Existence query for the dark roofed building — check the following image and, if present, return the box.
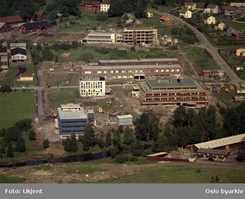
[197,148,231,159]
[34,10,45,21]
[18,21,52,33]
[0,22,11,33]
[11,47,27,62]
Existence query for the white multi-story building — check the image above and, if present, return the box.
[100,0,110,12]
[85,32,116,43]
[79,77,106,97]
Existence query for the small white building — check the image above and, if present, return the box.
[85,32,116,43]
[179,9,192,19]
[100,0,110,12]
[115,114,133,126]
[79,77,106,97]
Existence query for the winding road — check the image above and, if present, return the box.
[152,10,243,84]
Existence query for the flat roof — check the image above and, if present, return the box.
[61,103,81,109]
[88,32,115,36]
[82,64,182,70]
[58,106,86,120]
[197,148,229,155]
[194,133,245,149]
[124,27,156,30]
[98,58,179,64]
[80,78,102,81]
[116,114,133,119]
[139,78,204,91]
[88,110,94,113]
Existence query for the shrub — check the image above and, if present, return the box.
[43,139,50,148]
[132,149,143,156]
[115,154,128,163]
[142,149,153,157]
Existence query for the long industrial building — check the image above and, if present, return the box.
[81,58,183,80]
[138,78,208,106]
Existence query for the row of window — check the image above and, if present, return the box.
[84,69,181,74]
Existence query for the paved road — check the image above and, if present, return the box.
[152,10,243,84]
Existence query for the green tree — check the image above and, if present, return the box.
[223,108,240,136]
[43,139,50,148]
[105,131,112,147]
[28,130,36,140]
[7,143,14,157]
[123,126,134,145]
[70,133,78,152]
[15,137,26,152]
[135,110,160,141]
[83,124,95,151]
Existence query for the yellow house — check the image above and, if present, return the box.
[19,73,34,81]
[236,47,245,56]
[146,9,153,18]
[204,15,216,25]
[184,2,197,10]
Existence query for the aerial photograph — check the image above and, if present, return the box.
[0,0,245,184]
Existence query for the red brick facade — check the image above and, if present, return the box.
[81,1,100,11]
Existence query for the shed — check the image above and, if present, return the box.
[114,114,133,126]
[87,109,94,120]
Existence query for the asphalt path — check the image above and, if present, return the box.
[152,10,243,84]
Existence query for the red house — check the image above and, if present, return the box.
[232,30,244,40]
[81,1,100,11]
[18,21,52,33]
[0,22,11,33]
[0,15,24,28]
[34,10,45,21]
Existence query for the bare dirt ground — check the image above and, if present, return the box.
[1,159,244,183]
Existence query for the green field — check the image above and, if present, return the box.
[0,90,36,129]
[0,175,26,183]
[5,67,19,79]
[181,47,220,74]
[48,89,80,108]
[212,91,241,108]
[98,165,245,183]
[65,164,107,174]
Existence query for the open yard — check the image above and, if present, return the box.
[181,47,220,74]
[0,90,36,129]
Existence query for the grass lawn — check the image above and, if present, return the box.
[48,89,80,108]
[65,164,107,174]
[154,5,178,13]
[212,90,241,108]
[98,165,245,183]
[5,67,19,79]
[58,11,119,33]
[0,90,36,129]
[181,47,220,74]
[217,19,245,31]
[0,175,26,183]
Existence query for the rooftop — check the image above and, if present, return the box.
[197,148,229,155]
[82,64,182,70]
[116,114,133,119]
[21,21,51,30]
[194,133,245,149]
[58,104,86,120]
[124,27,157,31]
[11,47,27,56]
[20,73,34,78]
[98,58,179,64]
[139,78,204,92]
[0,15,23,24]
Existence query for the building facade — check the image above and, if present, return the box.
[115,114,133,126]
[18,21,52,33]
[85,32,116,43]
[57,103,88,139]
[0,40,8,70]
[81,1,100,11]
[79,77,106,97]
[81,58,183,80]
[100,0,110,12]
[122,27,158,45]
[138,78,208,106]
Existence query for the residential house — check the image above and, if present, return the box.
[18,21,52,33]
[236,47,245,56]
[235,66,244,71]
[223,26,233,36]
[0,22,11,33]
[204,4,219,14]
[0,40,8,70]
[160,15,174,24]
[81,1,100,11]
[224,6,238,17]
[237,5,245,15]
[146,9,153,18]
[179,9,192,18]
[34,10,45,21]
[11,47,27,62]
[19,73,34,81]
[231,30,244,40]
[203,15,216,25]
[230,2,245,7]
[0,15,23,28]
[100,0,110,12]
[184,2,197,10]
[237,88,245,94]
[215,21,225,31]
